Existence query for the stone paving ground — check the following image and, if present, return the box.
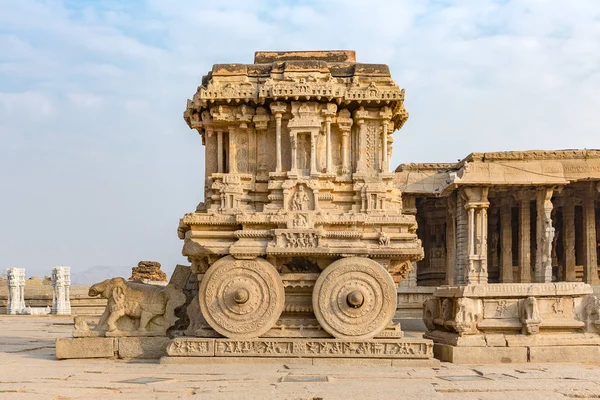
[2,316,600,399]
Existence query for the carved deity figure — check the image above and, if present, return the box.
[297,134,310,171]
[293,213,308,228]
[291,185,309,211]
[543,217,555,264]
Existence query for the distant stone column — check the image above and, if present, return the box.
[500,200,513,283]
[336,109,353,174]
[381,121,388,173]
[270,102,287,173]
[562,200,577,282]
[353,107,368,173]
[535,187,554,283]
[52,266,71,315]
[445,194,457,286]
[7,268,26,315]
[322,103,336,174]
[379,107,391,173]
[462,187,490,285]
[582,184,599,284]
[517,194,532,283]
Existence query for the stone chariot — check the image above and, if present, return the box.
[177,50,425,347]
[57,51,434,363]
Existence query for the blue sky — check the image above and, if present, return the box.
[1,0,599,282]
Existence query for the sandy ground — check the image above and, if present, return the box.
[1,316,600,399]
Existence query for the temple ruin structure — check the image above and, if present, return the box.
[56,50,600,363]
[398,152,600,362]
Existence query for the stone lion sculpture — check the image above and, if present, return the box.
[84,277,185,336]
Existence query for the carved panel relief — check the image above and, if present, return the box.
[290,184,313,211]
[365,121,377,171]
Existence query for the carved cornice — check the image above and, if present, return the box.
[184,51,409,133]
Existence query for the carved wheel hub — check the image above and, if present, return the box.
[347,290,365,308]
[312,257,397,340]
[199,256,285,339]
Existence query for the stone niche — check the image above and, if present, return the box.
[424,283,600,363]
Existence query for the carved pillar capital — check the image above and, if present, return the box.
[269,101,287,115]
[461,186,490,209]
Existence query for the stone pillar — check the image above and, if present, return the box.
[19,269,25,313]
[356,119,365,172]
[6,268,26,315]
[227,126,237,174]
[582,184,599,284]
[52,266,71,315]
[379,107,391,173]
[253,108,269,174]
[336,109,353,174]
[270,102,286,173]
[216,129,223,173]
[488,206,500,279]
[518,194,532,283]
[535,187,554,283]
[562,200,577,282]
[310,131,318,177]
[325,119,332,173]
[381,120,389,173]
[322,103,336,174]
[445,194,457,286]
[462,187,490,285]
[341,131,349,174]
[455,194,467,285]
[500,200,513,283]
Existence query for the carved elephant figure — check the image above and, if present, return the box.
[89,277,182,334]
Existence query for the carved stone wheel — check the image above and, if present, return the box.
[312,257,397,340]
[199,256,285,340]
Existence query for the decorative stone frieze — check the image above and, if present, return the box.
[166,337,433,359]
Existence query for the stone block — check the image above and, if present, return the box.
[160,356,313,365]
[392,358,441,367]
[484,334,508,347]
[433,344,528,364]
[312,358,392,367]
[529,346,600,363]
[506,333,600,347]
[56,338,115,359]
[118,337,171,359]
